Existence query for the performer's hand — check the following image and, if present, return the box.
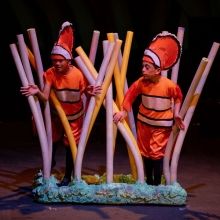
[20,84,40,97]
[174,115,185,130]
[113,110,127,124]
[87,85,102,96]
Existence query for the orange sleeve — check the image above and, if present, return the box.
[122,79,141,112]
[43,68,54,86]
[79,71,88,94]
[172,85,183,104]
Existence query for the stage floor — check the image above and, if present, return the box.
[0,120,220,220]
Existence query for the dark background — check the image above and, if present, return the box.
[1,0,220,137]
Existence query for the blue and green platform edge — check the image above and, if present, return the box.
[32,170,187,205]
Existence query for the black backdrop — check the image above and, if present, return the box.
[1,0,220,135]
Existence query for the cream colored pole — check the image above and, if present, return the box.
[17,35,36,86]
[106,83,114,183]
[10,44,50,179]
[27,29,44,88]
[110,32,137,175]
[170,42,219,184]
[74,45,145,182]
[81,30,100,110]
[171,27,185,83]
[163,58,208,184]
[110,34,121,173]
[87,41,121,148]
[114,33,122,64]
[89,30,100,64]
[75,42,115,180]
[17,34,50,173]
[17,35,45,133]
[180,58,208,117]
[161,31,169,77]
[113,106,144,183]
[103,40,114,183]
[27,28,53,171]
[75,55,145,182]
[76,43,117,181]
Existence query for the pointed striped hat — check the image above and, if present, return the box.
[51,21,74,60]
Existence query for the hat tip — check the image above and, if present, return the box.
[62,21,72,29]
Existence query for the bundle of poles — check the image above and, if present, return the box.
[10,26,219,186]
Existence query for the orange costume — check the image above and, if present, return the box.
[118,31,183,185]
[21,21,92,186]
[44,65,88,145]
[48,21,87,186]
[122,75,183,160]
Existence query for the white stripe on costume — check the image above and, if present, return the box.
[137,113,173,127]
[142,95,171,111]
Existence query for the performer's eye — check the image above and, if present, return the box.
[51,59,66,63]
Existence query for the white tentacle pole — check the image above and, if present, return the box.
[16,34,45,141]
[10,43,50,179]
[74,43,145,183]
[75,42,115,180]
[27,28,53,172]
[89,30,100,64]
[171,27,185,83]
[163,57,208,185]
[170,42,219,184]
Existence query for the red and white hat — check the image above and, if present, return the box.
[143,31,181,70]
[51,21,74,60]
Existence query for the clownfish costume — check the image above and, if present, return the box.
[120,31,183,185]
[44,21,88,145]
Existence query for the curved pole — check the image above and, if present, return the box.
[75,42,115,180]
[75,54,115,182]
[50,91,77,161]
[17,35,45,144]
[27,28,53,172]
[74,45,145,182]
[10,44,50,179]
[163,57,208,185]
[76,56,145,182]
[107,33,137,177]
[113,104,145,183]
[170,42,219,184]
[170,95,199,183]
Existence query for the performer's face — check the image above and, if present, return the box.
[142,61,161,81]
[51,55,71,74]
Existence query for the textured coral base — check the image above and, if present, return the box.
[32,173,187,205]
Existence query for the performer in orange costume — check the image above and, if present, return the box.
[21,21,101,186]
[114,32,185,185]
